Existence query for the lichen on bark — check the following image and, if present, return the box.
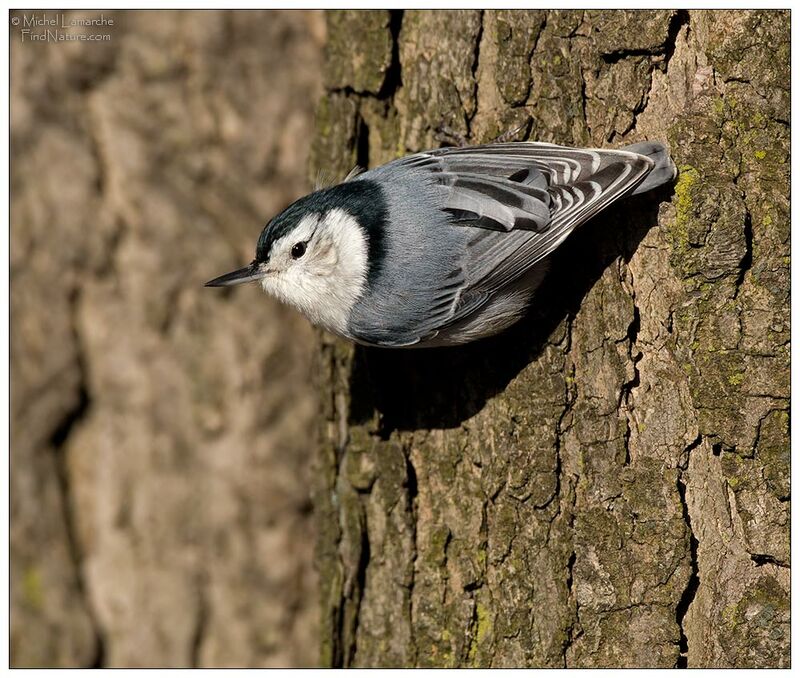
[310,9,789,668]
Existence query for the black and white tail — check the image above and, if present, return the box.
[623,141,677,196]
[389,139,678,275]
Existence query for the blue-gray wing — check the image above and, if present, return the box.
[397,142,656,342]
[402,141,654,234]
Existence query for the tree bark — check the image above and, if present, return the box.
[11,10,324,667]
[310,10,789,668]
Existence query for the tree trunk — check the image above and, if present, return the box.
[310,10,789,668]
[11,10,324,667]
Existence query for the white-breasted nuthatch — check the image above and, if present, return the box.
[206,141,676,347]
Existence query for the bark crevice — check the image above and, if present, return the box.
[674,472,700,669]
[49,289,105,668]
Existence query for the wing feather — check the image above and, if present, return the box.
[394,142,654,336]
[367,142,658,344]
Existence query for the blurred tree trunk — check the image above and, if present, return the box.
[11,10,324,667]
[310,10,789,668]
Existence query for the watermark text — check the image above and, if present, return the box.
[11,12,115,43]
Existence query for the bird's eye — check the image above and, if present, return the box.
[291,242,307,259]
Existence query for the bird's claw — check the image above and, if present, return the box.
[434,117,532,148]
[434,123,471,148]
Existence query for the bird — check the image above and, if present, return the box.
[206,140,676,348]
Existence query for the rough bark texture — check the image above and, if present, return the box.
[311,10,789,668]
[11,10,325,667]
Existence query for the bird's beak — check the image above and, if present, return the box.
[205,262,265,287]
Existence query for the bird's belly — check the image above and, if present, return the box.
[428,290,532,346]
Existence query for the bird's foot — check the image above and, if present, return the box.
[489,118,531,144]
[434,117,532,148]
[433,123,471,148]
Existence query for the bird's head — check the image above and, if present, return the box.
[206,181,387,336]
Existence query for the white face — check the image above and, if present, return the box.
[257,208,369,336]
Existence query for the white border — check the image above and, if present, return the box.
[3,2,796,674]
